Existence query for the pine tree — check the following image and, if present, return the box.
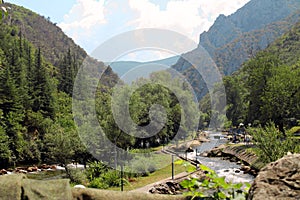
[32,48,54,118]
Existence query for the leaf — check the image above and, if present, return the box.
[180,179,197,189]
[233,182,243,189]
[201,179,209,187]
[245,182,251,188]
[217,191,227,199]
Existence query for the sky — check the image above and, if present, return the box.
[5,0,250,61]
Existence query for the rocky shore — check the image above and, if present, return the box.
[0,164,60,176]
[201,144,265,176]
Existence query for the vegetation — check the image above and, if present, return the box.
[200,20,300,132]
[181,164,250,200]
[248,123,300,164]
[0,8,198,178]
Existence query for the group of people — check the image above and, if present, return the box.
[227,125,252,144]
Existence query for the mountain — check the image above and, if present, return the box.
[171,0,300,100]
[108,56,179,82]
[221,19,300,128]
[3,3,119,87]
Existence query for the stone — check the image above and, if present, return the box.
[27,166,38,172]
[241,165,251,173]
[50,165,57,170]
[247,154,300,200]
[0,169,8,175]
[74,185,86,189]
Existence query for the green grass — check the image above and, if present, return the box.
[26,170,66,180]
[108,160,191,191]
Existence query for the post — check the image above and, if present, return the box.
[172,155,174,180]
[121,164,124,191]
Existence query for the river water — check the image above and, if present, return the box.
[193,131,254,183]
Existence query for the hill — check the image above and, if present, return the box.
[171,0,300,100]
[3,3,119,87]
[109,56,179,83]
[199,19,300,129]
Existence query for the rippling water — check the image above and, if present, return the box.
[194,131,254,183]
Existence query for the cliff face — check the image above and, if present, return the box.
[172,0,300,100]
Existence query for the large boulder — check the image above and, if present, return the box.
[0,175,187,200]
[247,154,300,200]
[0,174,72,200]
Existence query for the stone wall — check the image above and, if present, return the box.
[247,154,300,200]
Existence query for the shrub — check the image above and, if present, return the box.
[248,123,300,164]
[85,161,109,181]
[68,169,88,185]
[102,170,121,187]
[89,177,109,189]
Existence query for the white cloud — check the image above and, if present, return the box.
[128,0,250,43]
[59,0,250,59]
[59,0,106,38]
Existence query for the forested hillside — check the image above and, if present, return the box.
[0,4,198,169]
[0,3,121,168]
[199,20,300,132]
[172,0,300,100]
[3,3,119,87]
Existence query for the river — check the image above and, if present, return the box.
[193,131,254,183]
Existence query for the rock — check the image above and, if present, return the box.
[50,165,57,170]
[16,169,27,174]
[40,164,50,169]
[247,154,300,200]
[200,151,209,157]
[241,165,251,173]
[27,166,38,172]
[0,169,8,175]
[74,185,85,189]
[224,169,230,172]
[149,181,182,195]
[234,170,240,173]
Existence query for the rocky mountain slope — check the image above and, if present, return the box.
[172,0,300,100]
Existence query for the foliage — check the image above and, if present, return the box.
[181,164,250,200]
[199,20,300,131]
[85,161,109,181]
[0,123,11,168]
[247,123,300,164]
[67,169,88,185]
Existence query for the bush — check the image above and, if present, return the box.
[248,123,300,164]
[102,170,121,187]
[89,177,109,189]
[68,169,88,185]
[85,161,109,181]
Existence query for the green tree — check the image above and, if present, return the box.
[0,109,11,168]
[32,48,55,118]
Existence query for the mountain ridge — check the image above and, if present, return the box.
[3,3,119,87]
[172,0,300,100]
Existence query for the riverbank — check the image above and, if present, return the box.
[204,143,265,175]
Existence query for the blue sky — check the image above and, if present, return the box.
[5,0,250,61]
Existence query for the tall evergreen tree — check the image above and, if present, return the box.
[32,48,54,118]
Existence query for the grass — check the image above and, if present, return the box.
[26,170,66,180]
[108,159,192,191]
